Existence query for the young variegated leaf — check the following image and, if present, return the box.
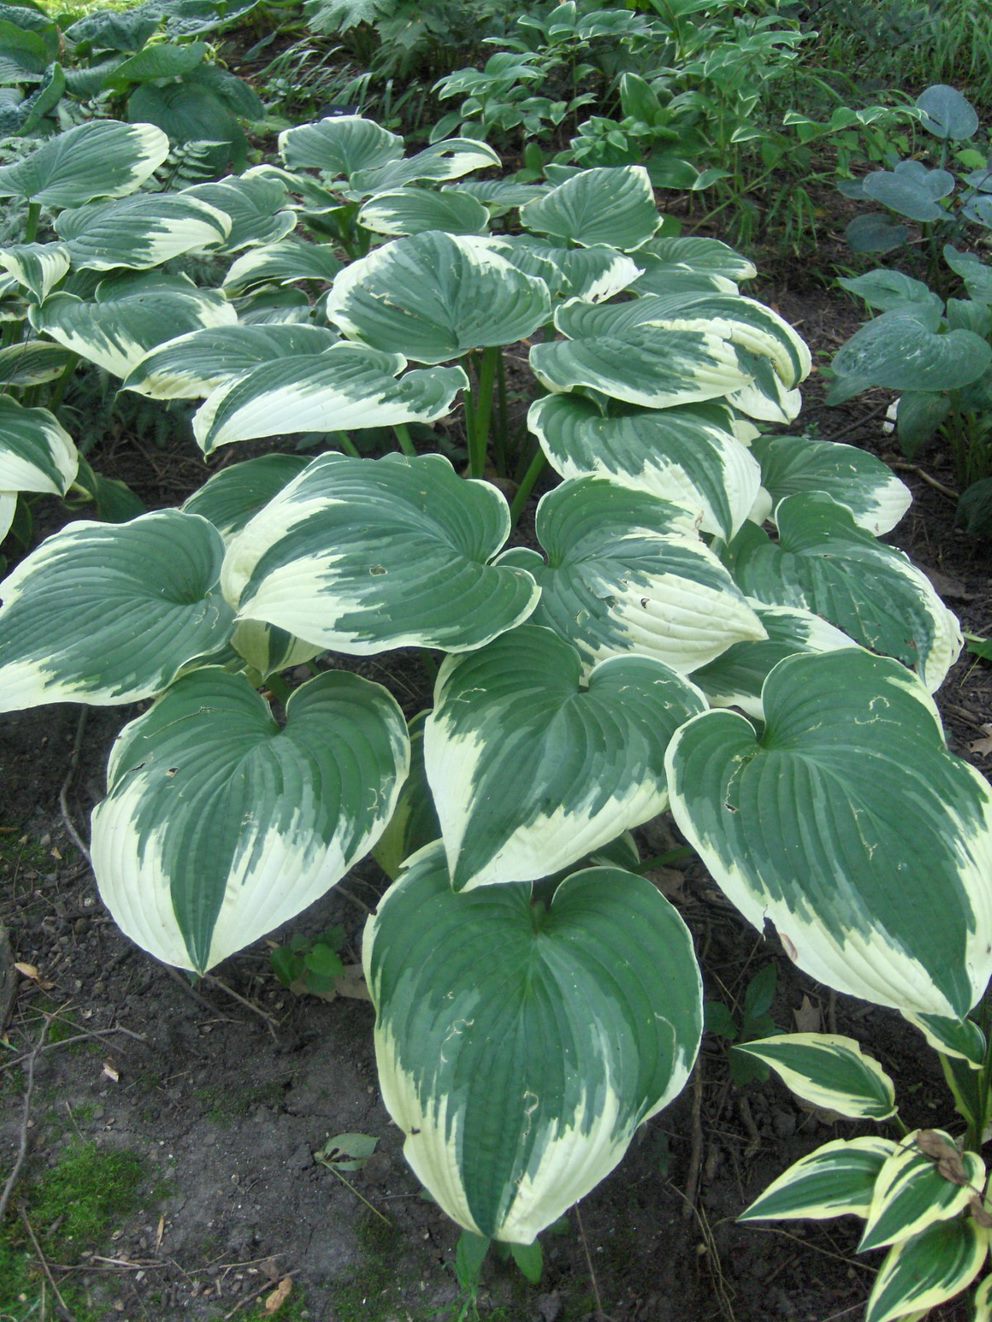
[510,240,642,303]
[667,651,992,1017]
[124,324,338,400]
[279,115,404,179]
[859,1132,984,1252]
[751,433,912,536]
[357,187,490,237]
[528,394,760,541]
[182,453,311,539]
[740,1136,900,1222]
[31,272,237,378]
[325,231,552,365]
[519,165,659,251]
[734,1033,897,1119]
[0,341,74,387]
[426,624,706,890]
[372,711,439,881]
[0,120,169,207]
[633,235,757,284]
[865,1218,988,1322]
[182,175,297,252]
[498,477,765,673]
[363,843,702,1241]
[193,345,467,453]
[221,236,342,294]
[228,618,320,678]
[0,243,70,302]
[902,1012,986,1068]
[975,1273,992,1321]
[0,511,234,711]
[690,604,860,718]
[347,139,501,196]
[91,668,409,973]
[222,452,538,655]
[0,395,77,497]
[55,192,231,270]
[722,493,962,691]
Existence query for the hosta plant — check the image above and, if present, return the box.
[2,121,992,1251]
[737,1018,992,1321]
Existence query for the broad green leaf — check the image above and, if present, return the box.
[426,624,705,890]
[0,491,15,541]
[860,1132,984,1252]
[182,454,311,539]
[182,175,297,253]
[917,84,979,140]
[0,242,70,302]
[896,391,951,458]
[126,81,244,168]
[55,192,231,271]
[902,1012,986,1067]
[528,393,760,540]
[364,844,702,1241]
[325,232,552,365]
[943,247,992,305]
[666,650,992,1017]
[839,269,942,316]
[501,238,641,303]
[740,1137,899,1222]
[192,343,467,453]
[234,286,311,325]
[357,187,490,237]
[865,1219,988,1322]
[31,271,237,378]
[722,493,961,691]
[633,235,756,284]
[372,711,438,881]
[0,340,74,387]
[107,40,206,84]
[0,120,169,207]
[499,477,765,673]
[222,452,539,655]
[124,324,338,399]
[845,213,911,254]
[0,511,234,711]
[91,667,409,973]
[0,394,76,496]
[520,165,659,251]
[828,311,992,405]
[347,139,501,196]
[751,433,912,535]
[222,236,342,294]
[863,160,956,222]
[690,603,858,718]
[279,115,404,178]
[734,1033,897,1119]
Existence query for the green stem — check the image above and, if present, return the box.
[468,347,499,478]
[393,423,416,457]
[634,847,695,874]
[509,448,547,526]
[461,358,478,476]
[24,202,41,246]
[264,672,292,703]
[46,352,79,415]
[493,351,509,475]
[335,430,361,458]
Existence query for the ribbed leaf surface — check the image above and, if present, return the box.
[865,1219,988,1322]
[0,394,77,496]
[860,1132,983,1252]
[183,175,297,252]
[0,120,168,206]
[519,165,659,250]
[55,192,231,270]
[740,1137,898,1222]
[734,1033,897,1119]
[357,187,490,237]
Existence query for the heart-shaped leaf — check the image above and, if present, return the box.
[222,452,539,655]
[520,164,659,250]
[357,187,490,237]
[279,115,404,179]
[917,84,979,141]
[55,192,231,270]
[364,843,702,1241]
[426,624,705,890]
[667,649,992,1017]
[222,235,342,294]
[829,310,992,405]
[863,160,956,222]
[0,394,77,497]
[0,243,70,302]
[182,453,311,538]
[92,667,409,972]
[0,120,169,207]
[0,510,234,711]
[182,175,297,252]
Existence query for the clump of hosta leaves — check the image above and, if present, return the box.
[1,115,991,1254]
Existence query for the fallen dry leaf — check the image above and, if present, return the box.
[264,1277,293,1314]
[14,962,54,990]
[102,1060,120,1083]
[793,994,822,1034]
[969,724,992,757]
[155,1215,165,1250]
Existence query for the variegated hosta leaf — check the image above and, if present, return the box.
[0,120,169,208]
[631,235,757,295]
[31,272,237,379]
[357,187,490,237]
[0,511,234,711]
[364,843,702,1241]
[278,115,404,179]
[0,340,75,387]
[690,603,859,718]
[192,344,468,454]
[242,163,343,217]
[902,1012,986,1067]
[222,452,539,655]
[734,1033,897,1119]
[722,492,962,691]
[182,175,297,252]
[859,1131,984,1252]
[740,1137,900,1223]
[124,324,338,400]
[666,650,992,1017]
[372,711,439,881]
[0,493,16,542]
[519,164,659,251]
[448,179,549,212]
[222,236,342,295]
[347,139,501,196]
[502,238,642,303]
[55,193,231,271]
[865,1218,988,1322]
[531,291,809,417]
[751,433,912,536]
[0,242,70,301]
[498,477,765,673]
[325,231,552,365]
[91,667,409,973]
[976,1273,992,1321]
[528,393,760,540]
[0,394,77,497]
[425,624,706,891]
[182,453,311,539]
[229,618,321,677]
[234,287,312,325]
